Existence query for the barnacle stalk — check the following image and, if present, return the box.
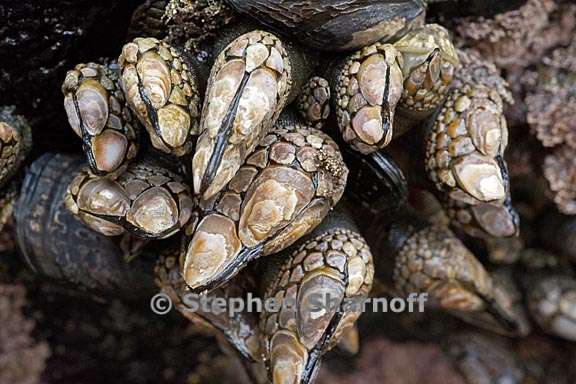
[370,210,524,334]
[192,30,312,200]
[15,153,156,298]
[393,24,458,127]
[527,275,576,341]
[181,118,348,293]
[155,246,262,362]
[65,158,194,238]
[0,106,32,188]
[119,37,201,156]
[62,62,140,175]
[225,0,426,51]
[296,77,331,130]
[260,211,374,384]
[332,43,404,154]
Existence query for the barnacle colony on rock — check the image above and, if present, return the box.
[8,0,576,382]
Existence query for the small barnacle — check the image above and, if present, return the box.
[331,43,404,154]
[393,24,459,125]
[181,116,348,293]
[543,145,576,215]
[62,62,140,175]
[66,158,194,238]
[0,107,32,188]
[527,275,576,342]
[119,37,201,156]
[260,211,373,384]
[296,77,331,130]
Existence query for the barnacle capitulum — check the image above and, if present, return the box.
[527,275,576,342]
[372,211,524,334]
[260,212,374,384]
[226,0,426,51]
[296,77,331,130]
[393,24,459,123]
[14,153,156,298]
[192,30,311,200]
[62,62,140,175]
[182,119,348,292]
[65,159,194,238]
[425,81,518,238]
[0,107,32,188]
[155,246,262,362]
[332,43,404,154]
[119,37,200,156]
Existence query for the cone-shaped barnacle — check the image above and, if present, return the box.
[65,158,194,238]
[424,80,518,239]
[192,30,313,200]
[14,153,156,298]
[119,37,200,156]
[393,24,459,133]
[155,245,262,362]
[259,211,374,384]
[331,43,404,154]
[296,77,331,130]
[527,275,576,342]
[226,0,426,51]
[371,209,524,334]
[62,62,140,175]
[181,118,348,293]
[0,107,32,188]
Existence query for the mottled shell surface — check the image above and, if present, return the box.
[62,62,140,175]
[297,76,331,130]
[119,37,201,156]
[394,24,458,118]
[333,43,404,154]
[226,0,426,51]
[181,121,349,292]
[192,30,294,200]
[14,153,156,298]
[425,81,518,238]
[260,217,374,384]
[0,107,32,188]
[66,159,194,239]
[155,247,262,361]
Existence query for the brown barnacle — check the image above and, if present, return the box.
[425,81,519,238]
[181,119,348,293]
[192,30,313,200]
[527,275,576,342]
[118,37,201,157]
[65,158,194,239]
[0,107,32,189]
[127,0,168,39]
[372,210,524,334]
[331,43,404,154]
[155,246,262,362]
[296,77,331,130]
[259,211,374,384]
[443,332,525,384]
[393,24,459,122]
[62,62,140,175]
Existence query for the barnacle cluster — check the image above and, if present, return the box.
[3,0,576,383]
